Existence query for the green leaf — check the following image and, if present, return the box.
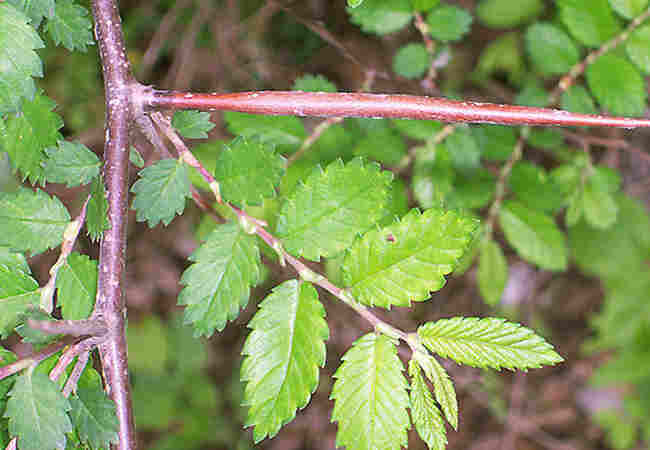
[411,0,440,11]
[561,84,598,115]
[16,309,59,345]
[408,360,447,450]
[179,222,261,337]
[515,77,549,107]
[474,32,526,86]
[127,316,169,373]
[414,351,457,429]
[558,0,622,47]
[392,119,443,140]
[586,53,647,117]
[277,158,392,261]
[353,126,407,166]
[331,333,410,450]
[2,92,63,185]
[57,252,97,320]
[393,43,430,79]
[472,125,516,161]
[223,112,306,154]
[418,317,564,370]
[477,239,508,307]
[214,138,285,207]
[626,24,650,73]
[171,110,215,139]
[131,158,192,227]
[525,23,580,76]
[0,247,30,274]
[476,0,544,28]
[347,0,413,35]
[45,0,93,51]
[129,146,145,168]
[0,3,44,114]
[6,0,54,27]
[348,0,363,7]
[43,140,101,187]
[0,265,40,338]
[609,0,649,19]
[445,126,481,170]
[241,280,328,442]
[0,188,71,255]
[4,370,73,450]
[69,387,119,449]
[343,208,479,308]
[498,201,567,271]
[426,4,472,42]
[292,74,337,92]
[582,167,621,229]
[86,175,110,242]
[509,161,564,213]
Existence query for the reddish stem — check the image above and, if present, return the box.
[144,90,650,128]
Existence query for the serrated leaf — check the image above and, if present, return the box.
[223,111,306,154]
[609,0,648,19]
[476,0,544,28]
[0,188,70,255]
[86,175,109,242]
[0,3,44,115]
[0,265,39,338]
[343,208,479,309]
[178,222,261,337]
[292,74,337,93]
[241,281,328,442]
[626,24,650,74]
[331,333,410,450]
[2,92,63,185]
[408,360,447,450]
[214,138,285,207]
[426,4,472,42]
[131,158,191,227]
[277,158,392,261]
[498,201,567,271]
[418,317,564,370]
[347,0,413,35]
[171,110,215,139]
[45,0,93,51]
[393,43,430,79]
[414,351,457,429]
[477,239,508,306]
[525,23,580,76]
[69,387,118,449]
[43,140,100,187]
[6,0,54,27]
[57,252,97,320]
[4,370,73,450]
[558,0,622,47]
[586,53,647,117]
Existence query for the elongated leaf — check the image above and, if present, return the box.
[178,222,261,337]
[57,252,97,320]
[414,352,457,430]
[44,140,100,187]
[277,158,392,261]
[331,333,410,450]
[0,265,40,338]
[609,0,648,19]
[6,0,54,27]
[2,92,63,185]
[409,360,447,450]
[86,175,109,242]
[525,23,580,76]
[131,158,191,227]
[4,370,72,450]
[171,110,215,139]
[0,3,45,114]
[45,0,93,51]
[476,0,544,28]
[241,281,328,442]
[558,0,621,47]
[498,200,567,271]
[477,239,508,306]
[418,317,564,370]
[69,387,118,449]
[214,137,285,207]
[343,208,479,309]
[0,188,71,255]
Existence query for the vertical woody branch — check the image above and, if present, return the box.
[90,0,136,448]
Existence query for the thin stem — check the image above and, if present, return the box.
[27,318,108,337]
[142,90,650,128]
[91,0,137,447]
[62,350,91,397]
[0,336,82,381]
[413,12,438,91]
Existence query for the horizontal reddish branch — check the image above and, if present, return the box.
[145,90,650,128]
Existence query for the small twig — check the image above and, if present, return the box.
[397,123,457,174]
[62,350,91,397]
[563,129,650,163]
[27,318,108,337]
[49,337,102,382]
[549,7,650,104]
[413,12,438,91]
[40,196,90,313]
[0,336,82,381]
[286,117,344,166]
